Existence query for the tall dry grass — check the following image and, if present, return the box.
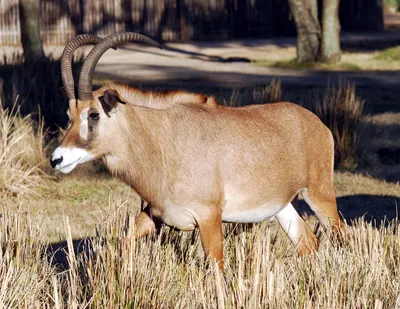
[0,211,56,309]
[306,80,365,170]
[0,205,399,309]
[0,103,50,196]
[225,79,282,107]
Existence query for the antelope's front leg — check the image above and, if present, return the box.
[197,209,224,271]
[135,211,156,239]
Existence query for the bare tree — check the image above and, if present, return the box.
[19,0,45,61]
[288,0,320,62]
[289,0,340,63]
[320,0,340,62]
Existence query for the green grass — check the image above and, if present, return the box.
[253,49,400,72]
[255,58,361,71]
[375,46,400,61]
[384,0,400,11]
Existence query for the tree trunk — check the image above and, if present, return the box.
[288,0,320,63]
[319,0,340,62]
[19,0,45,61]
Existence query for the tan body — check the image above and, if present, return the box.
[51,33,344,271]
[103,85,326,229]
[55,83,343,269]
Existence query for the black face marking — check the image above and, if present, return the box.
[85,109,99,146]
[98,89,126,117]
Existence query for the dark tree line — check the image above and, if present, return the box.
[18,0,383,64]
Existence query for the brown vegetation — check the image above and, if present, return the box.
[0,205,399,308]
[0,104,51,196]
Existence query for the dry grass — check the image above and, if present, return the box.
[0,104,51,196]
[306,81,365,170]
[1,201,400,309]
[0,211,56,309]
[224,79,282,107]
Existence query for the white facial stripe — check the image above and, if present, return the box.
[51,146,95,174]
[275,203,303,244]
[79,108,89,140]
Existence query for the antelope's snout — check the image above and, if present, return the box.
[50,146,94,174]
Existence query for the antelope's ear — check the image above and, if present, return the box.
[98,89,126,117]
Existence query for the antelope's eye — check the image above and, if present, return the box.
[88,112,99,120]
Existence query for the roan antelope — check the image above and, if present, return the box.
[51,32,345,270]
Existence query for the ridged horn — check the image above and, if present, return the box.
[78,32,162,101]
[61,34,104,101]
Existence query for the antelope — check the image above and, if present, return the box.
[51,32,345,270]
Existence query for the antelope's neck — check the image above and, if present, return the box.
[104,106,169,203]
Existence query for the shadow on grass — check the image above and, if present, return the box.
[119,44,252,63]
[46,194,400,270]
[46,238,94,271]
[357,116,400,183]
[298,194,400,226]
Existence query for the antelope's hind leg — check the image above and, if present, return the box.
[302,184,345,241]
[275,203,319,256]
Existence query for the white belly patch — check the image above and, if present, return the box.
[222,188,284,223]
[222,205,283,223]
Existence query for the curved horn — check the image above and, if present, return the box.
[78,32,162,101]
[61,34,104,101]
